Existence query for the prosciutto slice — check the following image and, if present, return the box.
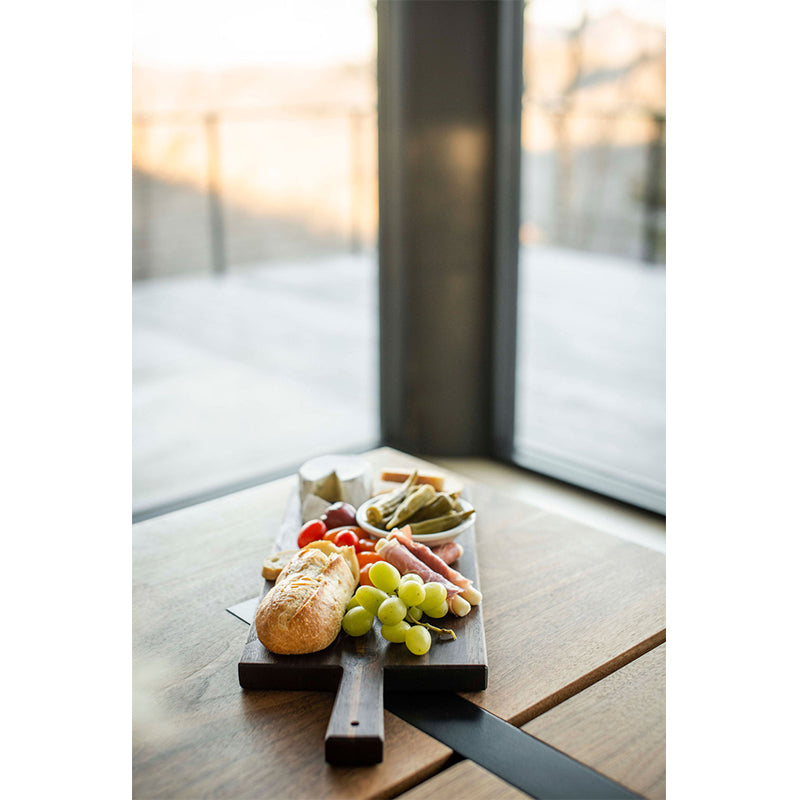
[378,538,462,597]
[391,529,472,590]
[430,541,463,565]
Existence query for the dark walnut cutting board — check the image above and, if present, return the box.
[238,487,488,766]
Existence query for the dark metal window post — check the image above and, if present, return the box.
[378,0,524,458]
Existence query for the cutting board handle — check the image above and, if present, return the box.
[325,649,384,765]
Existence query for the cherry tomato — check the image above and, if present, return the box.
[324,526,359,543]
[334,530,359,549]
[297,519,326,548]
[357,551,383,569]
[359,563,375,587]
[357,538,376,552]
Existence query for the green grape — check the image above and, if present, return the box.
[405,625,432,655]
[407,605,423,622]
[380,621,410,643]
[397,580,425,607]
[419,582,447,611]
[342,606,374,636]
[369,561,402,594]
[346,596,360,611]
[400,573,424,585]
[425,599,449,619]
[377,596,407,625]
[355,585,388,615]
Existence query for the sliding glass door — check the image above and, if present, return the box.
[133,0,666,518]
[132,1,380,518]
[512,0,666,512]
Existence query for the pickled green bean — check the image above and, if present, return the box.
[404,493,453,524]
[366,470,418,526]
[385,484,436,530]
[406,508,475,536]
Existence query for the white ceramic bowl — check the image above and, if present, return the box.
[355,495,475,545]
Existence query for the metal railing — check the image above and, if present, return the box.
[132,106,376,278]
[520,98,666,264]
[132,103,665,279]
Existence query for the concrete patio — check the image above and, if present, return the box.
[133,245,665,516]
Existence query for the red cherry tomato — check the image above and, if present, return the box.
[357,538,376,552]
[334,530,359,549]
[357,551,383,569]
[323,526,359,543]
[359,563,375,587]
[297,520,326,548]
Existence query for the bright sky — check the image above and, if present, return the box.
[132,0,376,69]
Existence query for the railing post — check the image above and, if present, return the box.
[349,110,363,253]
[204,113,226,274]
[132,117,152,281]
[644,112,665,264]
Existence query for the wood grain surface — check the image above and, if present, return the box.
[395,644,666,800]
[462,476,665,725]
[397,760,530,800]
[132,472,452,799]
[523,643,666,800]
[133,447,665,798]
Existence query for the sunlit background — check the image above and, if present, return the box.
[132,0,665,515]
[515,0,665,506]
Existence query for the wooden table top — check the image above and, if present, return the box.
[397,644,666,800]
[133,447,665,798]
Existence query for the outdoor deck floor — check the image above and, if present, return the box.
[133,246,665,515]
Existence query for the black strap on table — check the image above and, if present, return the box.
[228,606,642,798]
[384,692,644,800]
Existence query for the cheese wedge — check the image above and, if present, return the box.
[379,468,447,492]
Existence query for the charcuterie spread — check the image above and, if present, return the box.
[253,468,481,657]
[238,459,488,765]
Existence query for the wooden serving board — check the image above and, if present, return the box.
[238,488,488,766]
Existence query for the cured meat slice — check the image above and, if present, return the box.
[392,529,472,590]
[430,541,463,565]
[377,538,462,597]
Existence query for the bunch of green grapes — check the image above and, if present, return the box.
[341,561,451,655]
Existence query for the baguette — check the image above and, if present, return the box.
[255,547,357,655]
[261,549,299,581]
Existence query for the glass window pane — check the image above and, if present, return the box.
[132,1,378,515]
[514,0,666,511]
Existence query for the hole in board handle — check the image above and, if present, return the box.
[351,720,359,726]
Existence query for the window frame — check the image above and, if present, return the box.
[377,0,665,517]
